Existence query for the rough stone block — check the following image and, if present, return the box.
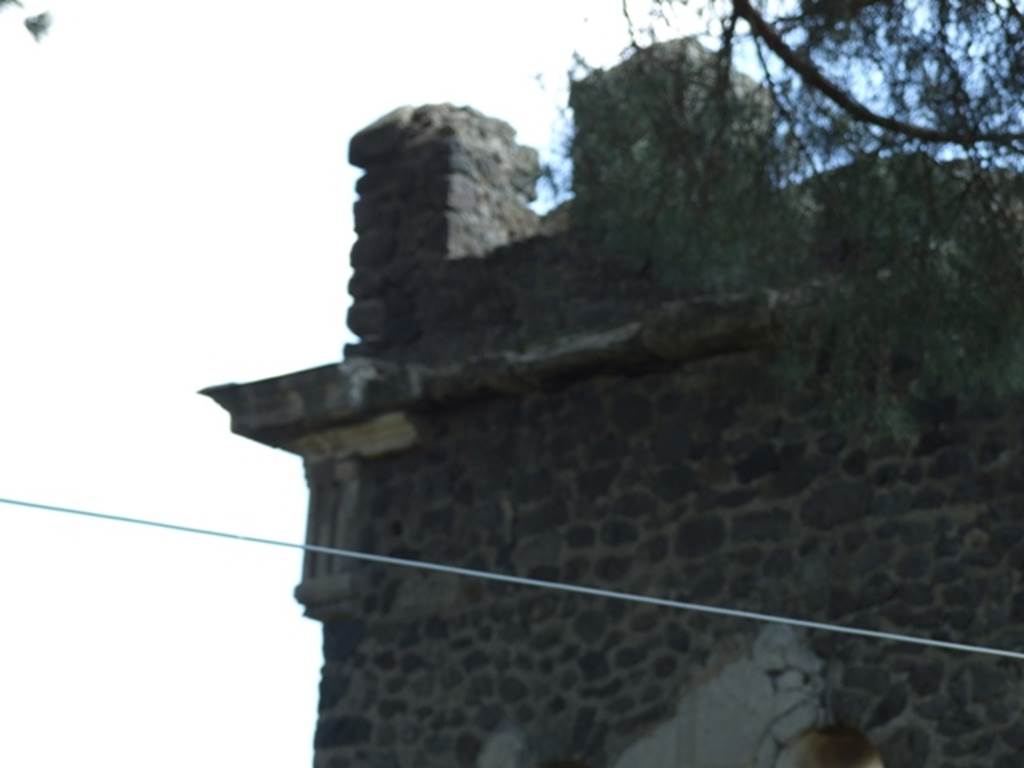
[349,106,417,168]
[347,298,388,338]
[350,228,395,268]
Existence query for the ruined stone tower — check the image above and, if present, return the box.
[204,49,1024,768]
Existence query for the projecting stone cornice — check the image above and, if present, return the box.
[201,288,796,456]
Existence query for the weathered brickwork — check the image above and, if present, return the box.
[204,44,1024,768]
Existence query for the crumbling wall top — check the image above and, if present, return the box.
[344,104,546,359]
[342,42,789,367]
[349,104,538,203]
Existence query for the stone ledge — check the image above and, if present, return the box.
[295,569,466,621]
[289,412,419,460]
[295,565,666,622]
[202,288,796,454]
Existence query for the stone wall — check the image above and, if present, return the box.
[341,98,735,368]
[208,338,1024,768]
[204,43,1024,768]
[326,359,1024,768]
[345,104,544,361]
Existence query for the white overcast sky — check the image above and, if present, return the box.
[0,2,700,765]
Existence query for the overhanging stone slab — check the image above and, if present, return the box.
[201,288,791,454]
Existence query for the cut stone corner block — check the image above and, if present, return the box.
[612,625,827,768]
[287,411,419,460]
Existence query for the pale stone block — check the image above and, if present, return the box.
[478,727,528,768]
[614,625,826,768]
[289,411,418,459]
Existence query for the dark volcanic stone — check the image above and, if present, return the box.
[872,490,911,517]
[906,661,943,697]
[643,535,669,563]
[734,444,781,484]
[467,675,493,700]
[615,646,648,668]
[979,439,1008,466]
[350,228,395,268]
[880,726,930,768]
[732,507,792,541]
[897,550,930,580]
[915,429,954,456]
[610,490,658,518]
[1000,722,1024,749]
[601,518,640,546]
[676,515,725,557]
[843,666,891,695]
[401,653,428,674]
[573,609,609,644]
[347,299,388,337]
[866,686,907,729]
[586,432,625,464]
[527,565,559,581]
[348,270,383,300]
[578,651,610,680]
[462,650,489,673]
[800,482,870,529]
[841,449,867,476]
[630,610,658,633]
[374,651,397,670]
[872,463,901,485]
[763,549,794,578]
[498,676,529,703]
[817,432,846,455]
[929,447,972,478]
[379,699,408,719]
[689,571,725,600]
[566,525,596,547]
[651,424,691,459]
[323,619,367,661]
[969,661,1009,700]
[714,489,757,508]
[349,117,409,166]
[315,716,373,748]
[832,690,871,724]
[665,623,691,653]
[476,705,503,731]
[609,393,654,433]
[565,556,591,582]
[595,556,631,581]
[654,655,678,676]
[581,677,623,699]
[318,671,351,713]
[572,706,599,753]
[456,732,482,766]
[860,571,898,606]
[579,468,615,497]
[910,487,946,509]
[423,505,456,536]
[771,458,822,497]
[653,465,698,502]
[705,402,737,432]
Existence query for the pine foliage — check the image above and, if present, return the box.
[568,2,1024,433]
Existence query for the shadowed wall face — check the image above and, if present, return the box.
[205,47,1024,768]
[344,104,541,357]
[292,347,1024,768]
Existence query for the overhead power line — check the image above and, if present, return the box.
[2,494,1023,661]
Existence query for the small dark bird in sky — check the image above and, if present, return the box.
[24,11,50,41]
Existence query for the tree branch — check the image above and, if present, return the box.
[732,0,1024,145]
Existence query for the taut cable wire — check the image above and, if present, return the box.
[3,494,1023,660]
